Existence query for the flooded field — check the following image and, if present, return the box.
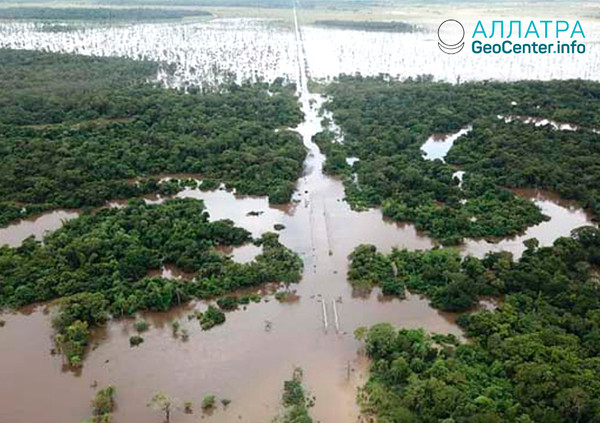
[1,3,599,423]
[0,18,298,88]
[1,5,599,86]
[302,23,600,82]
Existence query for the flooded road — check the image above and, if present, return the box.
[0,7,450,423]
[0,8,598,423]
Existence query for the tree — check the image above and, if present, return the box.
[148,393,172,423]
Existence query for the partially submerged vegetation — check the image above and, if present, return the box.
[314,20,421,33]
[348,244,405,296]
[201,394,216,411]
[0,199,302,365]
[349,243,502,311]
[52,292,108,366]
[356,226,600,422]
[273,368,314,423]
[148,392,173,422]
[82,385,116,423]
[0,7,212,21]
[0,49,305,226]
[129,335,144,347]
[447,117,600,221]
[199,305,226,330]
[318,76,600,244]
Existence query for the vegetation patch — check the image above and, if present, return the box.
[356,226,600,422]
[447,117,600,219]
[134,320,149,332]
[82,385,116,423]
[273,368,314,423]
[348,244,404,296]
[0,49,305,225]
[349,244,503,311]
[129,335,144,347]
[319,76,600,244]
[0,199,302,364]
[199,305,226,330]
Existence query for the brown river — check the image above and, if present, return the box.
[0,8,597,423]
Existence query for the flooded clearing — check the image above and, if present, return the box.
[1,5,599,423]
[146,264,198,281]
[0,209,79,248]
[216,243,263,264]
[452,170,465,188]
[421,126,472,162]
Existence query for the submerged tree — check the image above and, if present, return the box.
[148,392,173,423]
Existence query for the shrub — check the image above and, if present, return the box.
[201,395,216,410]
[134,320,149,332]
[129,335,144,347]
[200,306,226,330]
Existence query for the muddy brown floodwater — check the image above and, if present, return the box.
[461,189,596,259]
[0,210,79,248]
[0,8,598,423]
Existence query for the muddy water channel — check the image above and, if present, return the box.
[1,13,598,423]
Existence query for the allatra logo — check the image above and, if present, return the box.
[438,19,465,54]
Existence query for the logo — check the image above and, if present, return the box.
[438,19,465,54]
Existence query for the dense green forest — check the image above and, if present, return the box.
[349,243,502,312]
[355,226,600,422]
[318,76,600,244]
[0,198,302,364]
[0,7,211,21]
[446,117,600,219]
[0,49,305,226]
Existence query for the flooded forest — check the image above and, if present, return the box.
[1,1,600,422]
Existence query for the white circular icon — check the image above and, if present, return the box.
[438,19,465,54]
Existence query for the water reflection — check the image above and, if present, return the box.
[421,126,471,162]
[216,243,263,263]
[146,264,197,280]
[499,114,592,132]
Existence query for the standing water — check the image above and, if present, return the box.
[0,210,79,248]
[0,7,597,423]
[421,126,472,162]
